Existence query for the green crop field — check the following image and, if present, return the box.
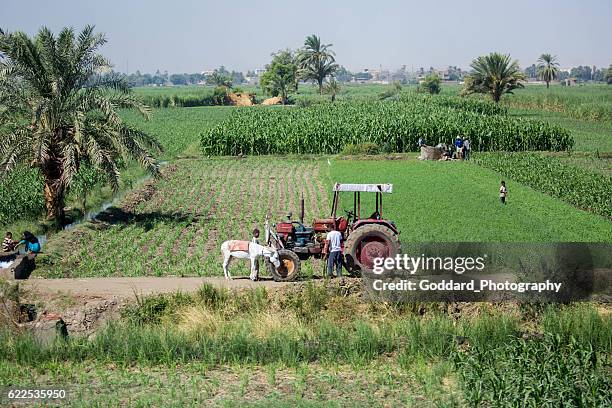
[37,156,612,279]
[122,106,233,158]
[202,99,572,156]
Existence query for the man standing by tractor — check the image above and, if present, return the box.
[324,223,343,278]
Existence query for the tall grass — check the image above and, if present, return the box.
[501,84,612,123]
[2,285,609,406]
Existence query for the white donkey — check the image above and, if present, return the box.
[221,240,280,281]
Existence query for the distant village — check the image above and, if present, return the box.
[124,64,609,88]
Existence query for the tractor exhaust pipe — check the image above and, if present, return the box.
[299,195,305,224]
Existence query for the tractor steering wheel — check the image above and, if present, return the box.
[344,209,355,222]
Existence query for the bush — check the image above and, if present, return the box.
[212,86,229,106]
[341,142,380,155]
[418,73,441,94]
[474,152,612,219]
[0,166,45,226]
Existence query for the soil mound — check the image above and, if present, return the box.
[261,96,283,105]
[228,92,255,106]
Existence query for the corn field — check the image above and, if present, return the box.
[474,152,612,219]
[201,100,574,156]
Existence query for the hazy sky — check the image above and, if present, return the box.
[2,0,611,73]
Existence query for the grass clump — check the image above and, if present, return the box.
[341,142,381,156]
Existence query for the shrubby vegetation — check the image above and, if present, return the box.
[0,167,44,226]
[474,152,612,219]
[202,100,573,156]
[418,73,441,94]
[340,142,380,155]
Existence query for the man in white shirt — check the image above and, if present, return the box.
[251,228,260,280]
[325,223,343,278]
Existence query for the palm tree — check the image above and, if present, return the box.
[206,71,233,88]
[322,77,341,102]
[0,26,162,222]
[297,35,339,94]
[461,52,526,103]
[537,54,560,89]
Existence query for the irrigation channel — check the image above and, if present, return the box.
[1,161,168,270]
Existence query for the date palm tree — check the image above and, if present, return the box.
[297,35,338,94]
[537,54,560,89]
[323,77,341,102]
[0,26,162,222]
[206,71,233,88]
[461,52,526,103]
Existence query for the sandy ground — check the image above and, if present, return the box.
[21,276,293,299]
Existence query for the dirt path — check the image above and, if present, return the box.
[22,276,293,299]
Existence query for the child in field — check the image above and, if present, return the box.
[2,232,17,252]
[499,181,508,205]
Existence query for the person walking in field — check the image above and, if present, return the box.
[324,223,343,278]
[2,232,17,252]
[499,181,508,205]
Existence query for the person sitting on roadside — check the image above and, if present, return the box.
[2,231,17,252]
[15,231,41,254]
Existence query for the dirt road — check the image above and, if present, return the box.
[21,276,293,299]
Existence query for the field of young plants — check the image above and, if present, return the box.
[36,155,612,279]
[39,158,329,278]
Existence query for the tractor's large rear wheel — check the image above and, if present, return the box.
[344,224,401,275]
[267,249,301,282]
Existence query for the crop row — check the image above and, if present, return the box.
[201,101,573,156]
[473,152,612,219]
[40,159,328,278]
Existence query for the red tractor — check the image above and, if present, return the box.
[265,183,401,281]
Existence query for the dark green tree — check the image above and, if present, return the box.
[323,77,341,102]
[0,26,161,222]
[605,65,612,85]
[537,54,560,88]
[461,52,526,103]
[296,35,338,94]
[259,49,298,104]
[419,73,441,94]
[206,71,233,88]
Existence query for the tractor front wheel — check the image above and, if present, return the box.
[267,249,301,282]
[344,224,401,275]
